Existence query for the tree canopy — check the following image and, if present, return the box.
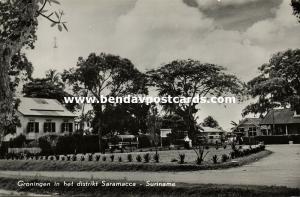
[0,0,66,138]
[62,53,148,152]
[147,59,244,138]
[202,116,219,128]
[291,0,300,22]
[243,49,300,117]
[23,70,78,112]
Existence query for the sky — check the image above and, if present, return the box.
[24,0,300,130]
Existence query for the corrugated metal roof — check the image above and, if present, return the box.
[260,108,300,124]
[17,97,77,117]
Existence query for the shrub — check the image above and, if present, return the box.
[243,149,250,156]
[223,145,227,149]
[153,153,159,163]
[143,153,151,163]
[38,137,53,155]
[55,155,59,160]
[178,154,185,164]
[102,156,107,162]
[136,155,142,162]
[221,154,229,162]
[118,156,122,162]
[205,146,210,150]
[171,158,178,162]
[196,157,203,165]
[95,155,100,161]
[212,155,218,164]
[88,154,93,161]
[127,154,132,162]
[110,155,115,162]
[80,155,85,161]
[67,155,71,161]
[50,156,54,161]
[61,156,65,161]
[72,155,77,161]
[184,142,190,149]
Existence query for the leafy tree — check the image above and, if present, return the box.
[62,53,148,152]
[23,70,78,112]
[101,103,150,136]
[230,121,238,127]
[291,0,300,22]
[146,104,162,154]
[148,59,243,165]
[202,116,219,128]
[0,0,66,140]
[9,53,33,93]
[147,59,243,139]
[161,114,186,132]
[1,53,33,136]
[243,49,300,117]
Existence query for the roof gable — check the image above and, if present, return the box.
[237,118,261,127]
[17,97,76,117]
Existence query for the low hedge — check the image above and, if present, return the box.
[243,135,300,145]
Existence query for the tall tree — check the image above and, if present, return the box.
[9,52,33,93]
[62,53,148,152]
[23,70,78,112]
[243,49,300,117]
[148,59,243,165]
[147,59,243,139]
[146,104,162,154]
[2,53,34,136]
[101,103,150,136]
[0,0,66,139]
[202,116,219,128]
[291,0,300,22]
[161,114,186,132]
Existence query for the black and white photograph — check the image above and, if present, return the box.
[0,0,300,196]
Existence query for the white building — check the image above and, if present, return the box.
[3,97,77,141]
[200,126,226,144]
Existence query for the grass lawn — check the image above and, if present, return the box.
[0,176,299,197]
[0,148,271,171]
[99,146,233,164]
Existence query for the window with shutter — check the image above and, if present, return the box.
[52,122,56,132]
[27,122,39,133]
[61,123,64,133]
[35,122,39,133]
[69,123,73,133]
[44,123,47,133]
[27,123,32,133]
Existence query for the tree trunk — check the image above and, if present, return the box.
[0,46,14,138]
[98,103,104,153]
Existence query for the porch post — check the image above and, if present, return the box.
[285,125,288,135]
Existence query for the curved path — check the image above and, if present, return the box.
[0,145,299,188]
